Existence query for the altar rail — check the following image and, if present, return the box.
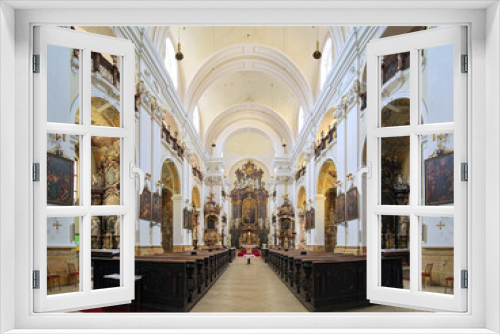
[92,248,235,312]
[263,249,403,312]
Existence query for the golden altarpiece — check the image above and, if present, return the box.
[203,193,222,246]
[229,161,269,249]
[277,195,295,249]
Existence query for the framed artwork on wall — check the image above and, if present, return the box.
[425,153,454,205]
[336,193,345,223]
[346,187,359,221]
[139,188,152,220]
[47,153,74,206]
[152,192,162,223]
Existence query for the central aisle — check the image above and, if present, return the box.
[191,256,307,312]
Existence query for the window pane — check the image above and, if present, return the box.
[381,137,410,205]
[47,133,80,206]
[91,215,121,290]
[381,215,410,290]
[91,137,121,205]
[381,52,410,127]
[421,134,454,206]
[91,52,121,127]
[47,217,81,295]
[420,216,454,294]
[421,44,454,124]
[47,45,80,124]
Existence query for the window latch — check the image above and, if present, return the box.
[129,162,146,195]
[461,54,468,73]
[33,270,40,289]
[461,163,468,181]
[461,270,468,289]
[33,163,40,182]
[33,54,40,73]
[357,162,371,195]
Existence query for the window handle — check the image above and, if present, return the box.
[357,162,371,195]
[129,162,146,195]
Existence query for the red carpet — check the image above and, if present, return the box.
[237,250,261,257]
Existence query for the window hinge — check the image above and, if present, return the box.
[461,269,468,289]
[33,54,40,73]
[461,54,468,73]
[461,162,468,181]
[33,270,40,289]
[33,163,40,182]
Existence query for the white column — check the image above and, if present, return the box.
[172,194,183,247]
[315,194,326,246]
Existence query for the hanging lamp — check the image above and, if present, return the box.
[312,26,322,60]
[175,27,184,61]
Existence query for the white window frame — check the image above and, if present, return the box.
[366,26,467,312]
[1,2,498,334]
[33,26,137,312]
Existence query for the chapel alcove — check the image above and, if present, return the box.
[317,159,337,253]
[161,159,180,253]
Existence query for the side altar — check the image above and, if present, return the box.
[229,161,270,249]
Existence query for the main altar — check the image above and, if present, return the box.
[229,161,269,249]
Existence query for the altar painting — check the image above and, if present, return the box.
[242,197,257,226]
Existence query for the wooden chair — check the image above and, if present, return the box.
[421,263,433,289]
[444,276,454,294]
[67,263,79,287]
[47,266,61,291]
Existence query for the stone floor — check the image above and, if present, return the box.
[191,257,428,313]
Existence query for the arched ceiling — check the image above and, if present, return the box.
[199,71,299,134]
[168,26,331,98]
[223,131,275,181]
[160,26,335,150]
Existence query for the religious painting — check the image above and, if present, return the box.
[336,193,345,223]
[425,153,454,205]
[306,208,315,230]
[241,197,257,226]
[183,208,193,230]
[47,153,74,206]
[139,188,152,220]
[206,214,217,230]
[152,192,162,223]
[346,187,359,221]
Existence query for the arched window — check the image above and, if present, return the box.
[193,106,200,134]
[320,37,333,90]
[164,38,178,90]
[297,106,305,134]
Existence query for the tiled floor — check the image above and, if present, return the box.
[191,256,307,312]
[191,257,428,313]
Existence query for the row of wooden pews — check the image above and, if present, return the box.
[262,249,403,312]
[92,248,236,312]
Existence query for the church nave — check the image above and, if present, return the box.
[191,256,306,312]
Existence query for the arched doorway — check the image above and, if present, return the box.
[296,187,306,247]
[317,159,337,252]
[161,160,180,253]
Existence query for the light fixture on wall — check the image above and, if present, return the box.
[312,26,322,60]
[175,27,184,61]
[212,139,216,148]
[282,139,287,148]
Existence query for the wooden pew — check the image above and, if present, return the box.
[266,249,403,312]
[92,249,231,312]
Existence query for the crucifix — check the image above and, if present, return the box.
[436,220,445,230]
[53,219,62,232]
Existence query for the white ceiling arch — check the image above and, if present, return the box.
[213,120,283,157]
[184,43,314,117]
[204,103,293,153]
